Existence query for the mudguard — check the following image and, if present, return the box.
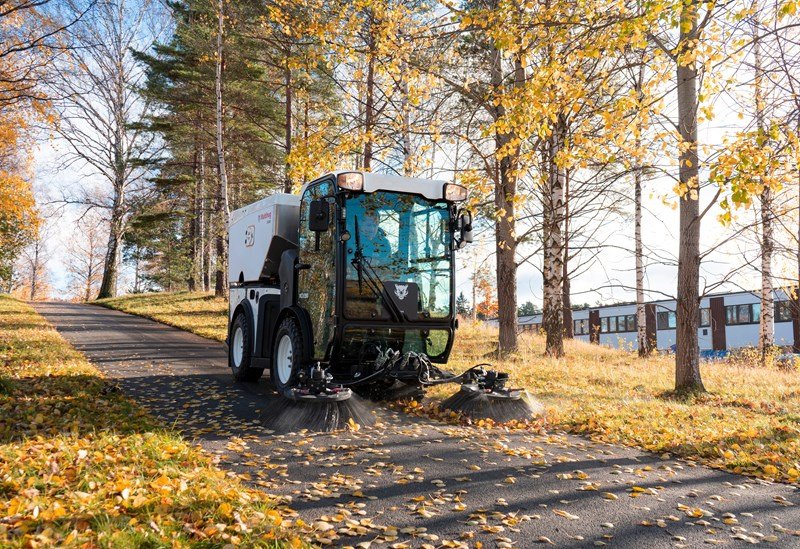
[229,298,256,357]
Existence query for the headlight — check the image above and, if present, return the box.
[443,183,468,202]
[337,172,364,191]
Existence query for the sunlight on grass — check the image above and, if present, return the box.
[99,292,800,485]
[0,295,298,547]
[98,291,229,341]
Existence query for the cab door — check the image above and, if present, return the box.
[297,180,336,358]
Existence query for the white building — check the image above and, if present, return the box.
[500,290,798,353]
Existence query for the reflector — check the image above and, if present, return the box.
[337,172,364,191]
[443,183,468,202]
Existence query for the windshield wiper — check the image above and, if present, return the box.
[352,218,403,322]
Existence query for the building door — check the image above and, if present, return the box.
[645,304,657,351]
[709,296,727,351]
[589,309,600,344]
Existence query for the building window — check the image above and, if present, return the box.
[725,303,760,325]
[700,308,710,327]
[574,319,588,335]
[657,311,677,330]
[776,301,794,323]
[599,314,638,333]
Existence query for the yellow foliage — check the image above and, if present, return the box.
[0,296,298,546]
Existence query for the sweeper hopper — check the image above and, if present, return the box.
[226,171,536,427]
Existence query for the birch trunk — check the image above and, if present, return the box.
[675,1,705,393]
[562,169,573,338]
[29,238,41,301]
[796,131,800,353]
[97,37,127,299]
[753,2,774,362]
[634,62,649,356]
[401,69,412,176]
[542,116,566,358]
[214,0,229,297]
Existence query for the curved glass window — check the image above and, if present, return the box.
[344,191,451,320]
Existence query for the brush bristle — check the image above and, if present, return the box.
[259,392,377,433]
[440,388,543,423]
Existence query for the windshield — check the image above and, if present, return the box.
[344,191,451,320]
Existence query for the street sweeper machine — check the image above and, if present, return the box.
[226,171,533,422]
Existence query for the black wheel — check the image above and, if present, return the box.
[229,311,263,382]
[271,317,305,393]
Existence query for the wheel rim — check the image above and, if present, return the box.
[232,325,244,368]
[276,334,293,385]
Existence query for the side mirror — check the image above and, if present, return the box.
[460,211,473,245]
[308,199,329,232]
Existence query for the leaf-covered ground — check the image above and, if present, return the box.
[36,301,800,547]
[98,291,800,485]
[0,295,301,547]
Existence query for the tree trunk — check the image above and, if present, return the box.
[363,44,375,171]
[753,3,773,363]
[214,0,229,297]
[674,1,705,393]
[634,62,649,357]
[542,116,566,358]
[29,242,39,301]
[490,45,520,356]
[562,169,573,338]
[188,137,200,292]
[284,53,292,193]
[98,189,124,299]
[760,185,774,363]
[635,157,649,356]
[471,268,477,323]
[401,68,412,176]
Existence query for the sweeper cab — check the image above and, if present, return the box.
[226,171,526,417]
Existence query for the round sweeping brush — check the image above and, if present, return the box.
[439,384,544,424]
[259,391,377,434]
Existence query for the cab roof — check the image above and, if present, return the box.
[299,171,450,202]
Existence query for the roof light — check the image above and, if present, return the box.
[443,183,468,202]
[337,172,364,191]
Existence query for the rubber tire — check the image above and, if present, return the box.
[229,311,263,382]
[271,316,305,393]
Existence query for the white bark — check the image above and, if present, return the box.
[52,0,165,298]
[634,61,649,356]
[214,0,230,296]
[753,0,774,358]
[542,117,566,357]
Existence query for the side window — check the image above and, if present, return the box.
[299,181,334,252]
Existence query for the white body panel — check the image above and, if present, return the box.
[228,193,300,284]
[300,171,449,202]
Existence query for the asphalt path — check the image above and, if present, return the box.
[34,301,800,548]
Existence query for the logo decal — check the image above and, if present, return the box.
[244,225,255,247]
[394,284,409,301]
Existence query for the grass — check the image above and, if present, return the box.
[99,291,800,485]
[0,295,300,547]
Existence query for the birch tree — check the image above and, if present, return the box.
[213,0,229,296]
[53,0,165,298]
[752,0,774,362]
